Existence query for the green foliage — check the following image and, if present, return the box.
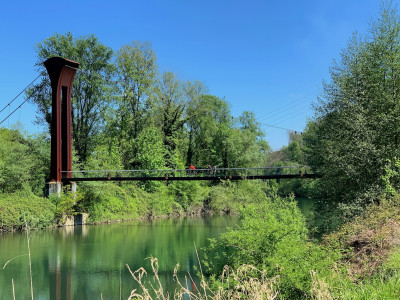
[207,180,271,214]
[381,158,400,198]
[113,41,158,168]
[304,4,400,220]
[80,182,146,222]
[227,111,269,167]
[28,32,115,163]
[155,72,187,168]
[168,181,208,212]
[85,143,123,171]
[206,196,336,298]
[0,191,55,230]
[0,128,49,195]
[287,140,303,163]
[145,184,174,216]
[135,127,165,171]
[186,95,232,167]
[49,189,85,219]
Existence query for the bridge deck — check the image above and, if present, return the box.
[61,174,318,182]
[60,166,320,182]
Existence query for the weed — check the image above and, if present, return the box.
[126,256,279,300]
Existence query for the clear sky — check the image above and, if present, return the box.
[0,0,392,150]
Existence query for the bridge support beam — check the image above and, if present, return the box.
[44,57,79,195]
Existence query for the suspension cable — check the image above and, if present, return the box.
[259,123,303,133]
[0,74,42,126]
[0,74,42,115]
[0,97,31,126]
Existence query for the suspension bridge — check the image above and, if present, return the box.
[61,166,318,182]
[1,57,319,194]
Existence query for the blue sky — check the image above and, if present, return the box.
[0,0,391,150]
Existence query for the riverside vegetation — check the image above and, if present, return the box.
[3,2,400,298]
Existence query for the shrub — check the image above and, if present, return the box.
[80,182,145,222]
[207,180,273,214]
[0,191,55,230]
[206,196,336,298]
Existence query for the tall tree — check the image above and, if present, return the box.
[183,81,207,166]
[186,95,232,167]
[304,4,400,216]
[155,72,186,168]
[27,33,115,163]
[114,41,158,168]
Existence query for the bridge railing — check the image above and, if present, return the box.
[62,166,314,180]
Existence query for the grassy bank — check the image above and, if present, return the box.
[317,196,400,299]
[3,183,400,298]
[0,191,55,231]
[0,180,276,231]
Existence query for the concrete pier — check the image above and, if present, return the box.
[47,181,62,196]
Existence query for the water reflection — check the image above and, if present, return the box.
[0,216,238,299]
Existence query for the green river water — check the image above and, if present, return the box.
[0,216,238,299]
[0,198,313,299]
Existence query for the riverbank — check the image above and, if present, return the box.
[0,191,56,232]
[319,196,400,298]
[126,193,400,299]
[3,183,400,298]
[0,180,266,232]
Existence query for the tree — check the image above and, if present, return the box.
[304,4,400,217]
[155,72,186,168]
[227,111,270,168]
[27,32,115,163]
[114,41,158,168]
[286,132,304,164]
[0,128,49,195]
[186,95,232,167]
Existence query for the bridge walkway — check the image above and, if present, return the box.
[61,166,319,182]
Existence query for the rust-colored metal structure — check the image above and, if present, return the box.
[44,57,79,183]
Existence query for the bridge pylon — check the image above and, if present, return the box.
[44,57,79,196]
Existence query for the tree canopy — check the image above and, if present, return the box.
[304,3,400,216]
[27,32,115,163]
[26,33,269,174]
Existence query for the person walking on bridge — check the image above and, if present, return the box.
[189,164,195,175]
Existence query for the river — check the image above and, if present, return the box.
[0,198,313,299]
[0,216,239,299]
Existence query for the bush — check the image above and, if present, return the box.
[167,181,208,213]
[206,196,336,298]
[0,191,56,230]
[80,182,145,222]
[207,180,274,214]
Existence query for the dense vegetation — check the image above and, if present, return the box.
[201,4,400,298]
[1,33,273,229]
[3,2,400,299]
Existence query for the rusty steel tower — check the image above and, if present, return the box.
[44,57,79,194]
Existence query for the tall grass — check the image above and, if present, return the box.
[126,256,279,300]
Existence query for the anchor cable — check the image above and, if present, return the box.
[0,74,42,125]
[0,97,32,125]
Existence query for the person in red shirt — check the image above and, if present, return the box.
[188,164,195,175]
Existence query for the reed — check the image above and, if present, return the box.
[126,256,279,300]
